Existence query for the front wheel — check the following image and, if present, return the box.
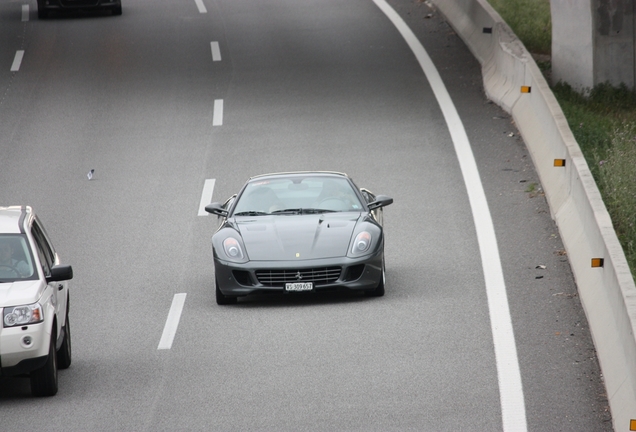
[57,311,72,369]
[30,331,58,397]
[365,258,385,297]
[37,1,48,19]
[216,280,237,305]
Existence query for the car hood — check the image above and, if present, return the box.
[0,280,45,307]
[236,213,362,261]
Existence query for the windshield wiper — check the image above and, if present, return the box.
[271,208,338,215]
[299,208,338,214]
[234,211,269,216]
[271,208,302,215]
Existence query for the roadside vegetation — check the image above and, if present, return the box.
[486,0,636,277]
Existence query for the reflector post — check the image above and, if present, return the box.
[521,86,531,93]
[591,258,604,268]
[554,159,566,167]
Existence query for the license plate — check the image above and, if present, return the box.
[285,282,313,292]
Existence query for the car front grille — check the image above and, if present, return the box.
[256,267,341,287]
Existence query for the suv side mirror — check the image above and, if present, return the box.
[47,264,73,283]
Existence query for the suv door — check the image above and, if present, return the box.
[31,219,68,339]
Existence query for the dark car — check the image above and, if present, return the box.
[205,172,393,305]
[37,0,122,19]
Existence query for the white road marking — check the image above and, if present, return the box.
[211,41,221,61]
[198,178,216,216]
[158,293,187,350]
[371,1,528,431]
[10,51,24,72]
[194,0,207,13]
[22,4,29,21]
[213,99,223,126]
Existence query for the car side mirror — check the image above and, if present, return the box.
[368,195,393,210]
[47,264,73,283]
[205,202,229,217]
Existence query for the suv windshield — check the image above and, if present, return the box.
[0,235,37,282]
[232,176,364,216]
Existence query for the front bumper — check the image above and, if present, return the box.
[214,248,384,297]
[0,321,51,376]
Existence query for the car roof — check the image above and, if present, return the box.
[248,171,349,182]
[0,206,30,234]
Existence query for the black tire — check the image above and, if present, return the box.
[57,310,72,370]
[30,330,58,397]
[37,2,48,19]
[216,280,237,305]
[112,2,122,15]
[365,258,385,297]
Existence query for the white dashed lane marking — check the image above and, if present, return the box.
[210,41,221,62]
[22,5,29,21]
[11,51,24,72]
[198,179,216,216]
[194,0,206,13]
[158,293,187,350]
[213,99,223,126]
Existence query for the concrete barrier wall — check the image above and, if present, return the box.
[430,0,636,430]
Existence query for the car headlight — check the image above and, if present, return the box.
[3,303,44,328]
[351,231,372,255]
[223,237,245,261]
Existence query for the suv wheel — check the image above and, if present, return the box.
[30,330,58,397]
[57,308,72,369]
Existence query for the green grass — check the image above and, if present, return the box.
[487,0,636,277]
[486,0,552,54]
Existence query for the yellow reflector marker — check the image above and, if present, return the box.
[554,159,566,167]
[591,258,604,268]
[630,419,636,431]
[521,86,531,93]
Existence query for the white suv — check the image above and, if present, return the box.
[0,206,73,396]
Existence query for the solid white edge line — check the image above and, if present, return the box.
[11,51,24,72]
[194,0,207,13]
[370,1,528,431]
[198,178,216,216]
[211,41,221,62]
[22,4,29,21]
[158,293,187,350]
[213,99,223,126]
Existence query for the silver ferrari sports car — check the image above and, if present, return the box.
[205,172,393,305]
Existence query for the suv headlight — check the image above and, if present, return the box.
[3,303,44,327]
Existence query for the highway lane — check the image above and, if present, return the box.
[0,0,610,430]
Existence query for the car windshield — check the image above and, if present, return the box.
[232,176,364,216]
[0,234,37,282]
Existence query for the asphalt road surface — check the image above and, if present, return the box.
[0,0,612,430]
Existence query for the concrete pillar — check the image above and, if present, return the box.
[551,0,635,91]
[595,0,635,88]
